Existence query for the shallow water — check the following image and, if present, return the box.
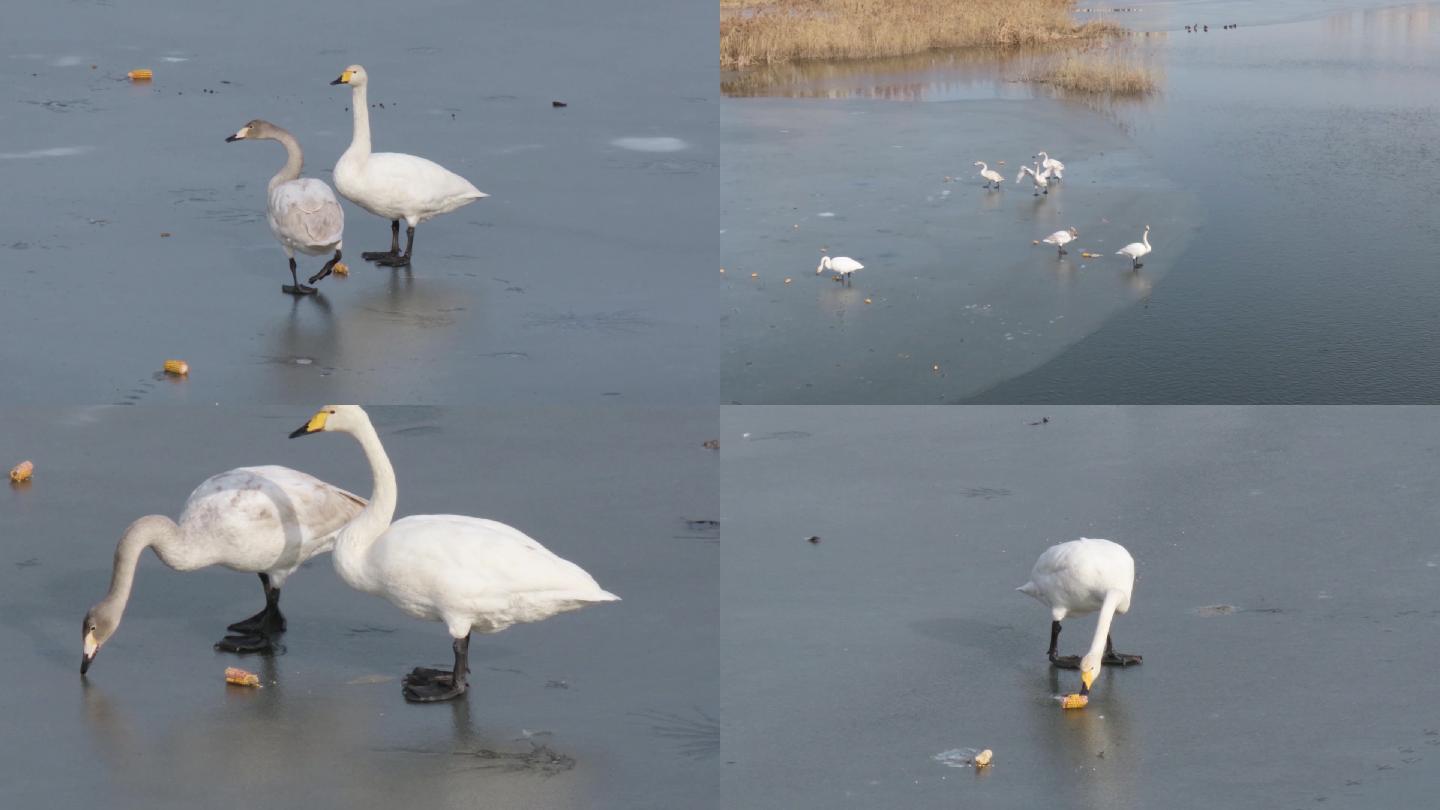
[721,406,1440,809]
[0,407,716,809]
[723,0,1440,403]
[0,0,716,405]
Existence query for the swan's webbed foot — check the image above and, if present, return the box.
[1103,635,1141,666]
[403,633,471,703]
[283,258,317,295]
[214,632,279,654]
[307,251,342,285]
[371,225,417,267]
[403,676,467,702]
[227,607,269,634]
[1103,651,1143,667]
[364,220,402,261]
[372,253,412,268]
[1049,654,1081,669]
[404,666,452,686]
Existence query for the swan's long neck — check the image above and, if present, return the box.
[1086,591,1124,662]
[346,83,372,159]
[333,416,396,589]
[977,162,988,171]
[1142,229,1150,248]
[268,128,304,192]
[99,515,179,621]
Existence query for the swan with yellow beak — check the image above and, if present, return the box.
[1017,537,1143,706]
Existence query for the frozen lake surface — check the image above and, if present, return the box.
[723,406,1440,808]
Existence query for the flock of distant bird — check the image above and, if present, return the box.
[1185,23,1239,32]
[227,65,487,295]
[814,150,1154,286]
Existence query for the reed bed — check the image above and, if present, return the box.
[1031,50,1161,95]
[720,0,1124,69]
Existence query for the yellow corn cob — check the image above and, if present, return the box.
[128,69,153,81]
[9,460,34,483]
[332,262,349,276]
[225,667,260,687]
[973,749,993,767]
[1060,693,1089,709]
[163,359,189,376]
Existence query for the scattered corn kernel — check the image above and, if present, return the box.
[973,749,993,767]
[163,359,189,376]
[719,268,726,274]
[9,461,34,483]
[127,68,153,81]
[750,272,758,278]
[784,277,793,284]
[225,667,260,687]
[332,262,349,276]
[1032,240,1040,245]
[864,297,873,304]
[1060,693,1089,709]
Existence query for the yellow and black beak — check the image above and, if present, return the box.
[330,70,353,86]
[1080,669,1096,695]
[289,410,329,438]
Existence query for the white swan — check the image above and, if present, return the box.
[1116,225,1152,269]
[1035,151,1065,181]
[1018,538,1142,699]
[81,466,366,673]
[1017,164,1049,196]
[227,120,345,295]
[331,65,488,267]
[974,161,1005,190]
[817,255,864,285]
[1041,226,1079,256]
[290,405,620,702]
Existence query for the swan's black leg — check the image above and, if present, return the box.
[1102,634,1143,666]
[307,250,342,286]
[374,226,415,267]
[282,258,318,296]
[363,220,402,261]
[403,633,470,702]
[216,574,286,653]
[1048,620,1081,668]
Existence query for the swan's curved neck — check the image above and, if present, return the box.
[346,83,372,159]
[334,416,396,587]
[1086,591,1124,662]
[977,162,988,171]
[100,515,179,620]
[1142,230,1150,248]
[268,128,305,192]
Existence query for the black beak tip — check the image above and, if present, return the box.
[81,656,92,675]
[329,77,344,85]
[225,135,239,142]
[289,425,311,439]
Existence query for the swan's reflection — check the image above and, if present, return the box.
[1035,666,1137,810]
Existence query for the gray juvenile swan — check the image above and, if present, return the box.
[81,466,366,673]
[226,120,345,295]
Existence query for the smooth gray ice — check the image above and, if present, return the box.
[0,0,715,405]
[722,406,1440,809]
[0,407,716,809]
